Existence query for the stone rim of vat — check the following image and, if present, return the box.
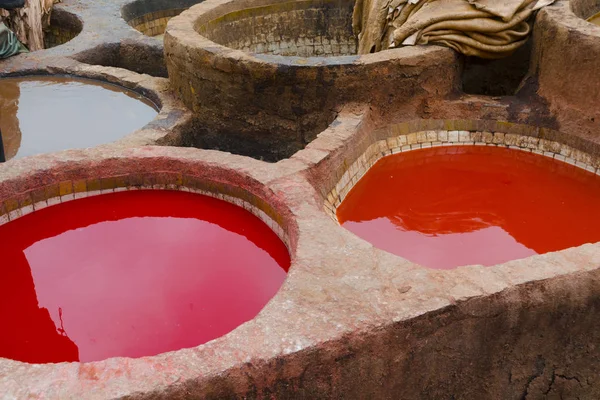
[163,0,459,162]
[535,0,600,36]
[317,122,600,268]
[121,0,204,37]
[528,0,600,141]
[0,63,192,160]
[0,147,296,361]
[164,0,453,66]
[294,105,600,259]
[3,105,600,398]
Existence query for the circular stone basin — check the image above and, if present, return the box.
[165,0,456,162]
[122,0,204,40]
[0,190,290,364]
[337,145,600,269]
[43,9,83,48]
[197,0,357,56]
[0,76,158,161]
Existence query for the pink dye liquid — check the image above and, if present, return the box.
[0,190,290,364]
[337,146,600,269]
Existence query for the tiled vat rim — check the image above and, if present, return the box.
[0,173,290,249]
[324,129,600,220]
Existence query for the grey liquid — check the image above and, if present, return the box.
[0,76,158,161]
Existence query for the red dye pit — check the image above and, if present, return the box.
[337,145,600,269]
[0,190,290,364]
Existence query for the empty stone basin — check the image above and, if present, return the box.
[122,0,204,39]
[43,9,83,49]
[337,145,600,269]
[0,76,158,161]
[0,190,290,364]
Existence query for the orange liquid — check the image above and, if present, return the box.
[337,146,600,269]
[0,190,289,364]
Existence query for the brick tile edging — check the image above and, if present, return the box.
[130,9,184,37]
[324,130,600,220]
[0,178,290,251]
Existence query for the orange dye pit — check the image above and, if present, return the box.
[0,190,290,364]
[337,146,600,269]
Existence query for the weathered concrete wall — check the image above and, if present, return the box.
[199,0,356,57]
[165,0,460,160]
[530,0,600,144]
[160,271,600,400]
[74,40,169,77]
[571,0,600,19]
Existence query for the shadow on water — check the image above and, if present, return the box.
[0,79,22,162]
[1,251,79,364]
[0,85,75,363]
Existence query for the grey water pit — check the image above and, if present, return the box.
[0,76,158,161]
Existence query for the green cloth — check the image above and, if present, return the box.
[0,21,27,59]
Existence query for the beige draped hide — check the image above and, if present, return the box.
[353,0,555,58]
